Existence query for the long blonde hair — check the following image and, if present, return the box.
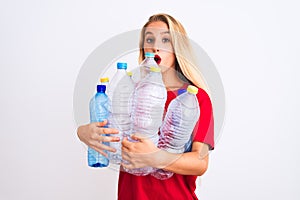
[139,13,210,94]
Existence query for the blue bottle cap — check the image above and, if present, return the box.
[145,52,155,57]
[177,89,186,95]
[97,85,106,93]
[117,62,127,69]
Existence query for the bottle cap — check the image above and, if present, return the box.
[145,52,155,57]
[150,66,161,72]
[177,89,186,95]
[187,85,198,94]
[127,71,133,76]
[97,85,106,93]
[100,77,109,83]
[117,62,127,69]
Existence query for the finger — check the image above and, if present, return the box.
[89,145,109,157]
[101,127,119,135]
[121,144,130,152]
[92,141,117,153]
[93,120,108,127]
[130,133,146,141]
[91,132,115,142]
[101,135,120,143]
[98,149,108,157]
[121,137,131,149]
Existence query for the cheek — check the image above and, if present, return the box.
[160,53,176,67]
[166,44,174,52]
[160,43,174,53]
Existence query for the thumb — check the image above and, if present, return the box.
[130,133,146,141]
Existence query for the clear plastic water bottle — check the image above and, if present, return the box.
[177,88,193,152]
[151,85,200,179]
[132,52,158,83]
[107,62,135,164]
[88,85,110,167]
[124,66,167,176]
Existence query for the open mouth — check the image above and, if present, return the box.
[154,54,161,65]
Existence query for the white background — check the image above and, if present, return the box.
[1,0,299,199]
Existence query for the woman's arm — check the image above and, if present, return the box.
[77,120,120,157]
[121,135,209,176]
[162,141,209,176]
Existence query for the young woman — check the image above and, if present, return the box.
[77,13,214,200]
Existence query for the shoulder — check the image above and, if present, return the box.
[196,88,212,106]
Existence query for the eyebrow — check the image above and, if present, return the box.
[145,31,170,35]
[160,31,170,35]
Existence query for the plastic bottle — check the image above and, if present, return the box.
[88,85,110,167]
[100,77,111,150]
[177,88,193,152]
[151,85,200,179]
[132,52,158,83]
[124,66,167,176]
[107,62,135,164]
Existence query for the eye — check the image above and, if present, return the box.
[145,37,154,44]
[162,38,171,43]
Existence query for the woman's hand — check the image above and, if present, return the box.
[122,135,210,176]
[77,120,120,157]
[121,134,162,169]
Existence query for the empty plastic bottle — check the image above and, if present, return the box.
[107,62,135,164]
[151,85,200,179]
[132,52,158,83]
[177,88,193,152]
[100,77,111,150]
[88,85,110,167]
[123,66,167,176]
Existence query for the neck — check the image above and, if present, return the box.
[162,68,185,91]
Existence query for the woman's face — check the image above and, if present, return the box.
[143,21,176,72]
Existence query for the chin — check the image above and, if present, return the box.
[159,65,172,73]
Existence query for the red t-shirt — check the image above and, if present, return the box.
[118,85,214,200]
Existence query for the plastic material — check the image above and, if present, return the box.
[88,85,110,167]
[100,77,109,87]
[151,85,200,179]
[132,52,158,83]
[107,62,135,164]
[124,66,167,176]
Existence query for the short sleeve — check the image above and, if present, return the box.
[192,88,214,150]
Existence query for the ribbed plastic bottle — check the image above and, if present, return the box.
[124,66,167,176]
[175,88,193,152]
[132,52,158,83]
[151,85,200,179]
[100,77,111,149]
[88,85,110,167]
[107,62,135,165]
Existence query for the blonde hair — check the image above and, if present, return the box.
[139,13,210,94]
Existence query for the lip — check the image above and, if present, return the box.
[154,54,161,65]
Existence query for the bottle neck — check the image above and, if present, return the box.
[117,68,127,75]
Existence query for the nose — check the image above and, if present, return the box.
[152,39,161,53]
[145,47,159,54]
[149,47,159,53]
